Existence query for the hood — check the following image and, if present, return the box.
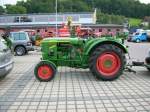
[42,37,80,45]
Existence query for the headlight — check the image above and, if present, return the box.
[27,42,32,46]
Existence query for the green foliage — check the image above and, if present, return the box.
[17,0,56,13]
[15,0,150,19]
[5,5,27,14]
[97,10,125,24]
[0,6,5,15]
[148,23,150,29]
[129,18,142,27]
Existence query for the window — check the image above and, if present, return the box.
[20,33,26,40]
[135,33,139,35]
[99,29,102,32]
[13,33,20,40]
[116,29,120,32]
[14,16,32,23]
[37,29,40,33]
[80,14,92,18]
[14,17,20,22]
[142,33,146,35]
[57,16,63,21]
[108,29,111,32]
[12,33,26,40]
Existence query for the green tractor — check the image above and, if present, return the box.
[34,36,128,82]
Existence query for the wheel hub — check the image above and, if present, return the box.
[104,60,113,68]
[38,65,53,80]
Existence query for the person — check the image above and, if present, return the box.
[1,31,12,50]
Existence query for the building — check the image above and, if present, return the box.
[82,24,124,36]
[0,11,124,37]
[0,12,96,28]
[142,16,150,27]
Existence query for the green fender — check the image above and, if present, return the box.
[84,38,128,55]
[39,60,57,69]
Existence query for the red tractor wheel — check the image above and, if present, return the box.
[89,44,126,81]
[34,61,56,82]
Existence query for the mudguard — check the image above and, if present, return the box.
[84,38,128,55]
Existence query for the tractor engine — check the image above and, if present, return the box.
[57,42,77,60]
[41,38,84,66]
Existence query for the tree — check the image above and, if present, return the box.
[2,0,150,23]
[5,5,27,14]
[0,6,5,15]
[17,0,55,13]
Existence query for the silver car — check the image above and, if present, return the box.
[0,38,14,78]
[10,32,34,56]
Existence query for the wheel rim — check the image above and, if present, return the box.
[96,52,121,76]
[16,47,24,55]
[136,39,140,42]
[38,65,53,80]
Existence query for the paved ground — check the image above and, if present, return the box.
[0,42,150,112]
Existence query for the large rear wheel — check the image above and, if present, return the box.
[34,61,56,82]
[89,44,126,81]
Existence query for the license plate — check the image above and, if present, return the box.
[5,64,12,71]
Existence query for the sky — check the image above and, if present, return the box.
[0,0,150,6]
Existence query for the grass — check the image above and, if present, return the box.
[129,18,142,27]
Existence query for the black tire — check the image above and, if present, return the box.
[147,37,150,42]
[25,50,28,54]
[145,57,150,64]
[0,70,11,80]
[145,57,150,72]
[89,44,126,81]
[147,68,150,72]
[34,61,56,82]
[15,46,26,56]
[0,74,7,80]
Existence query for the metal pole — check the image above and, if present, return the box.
[55,0,58,37]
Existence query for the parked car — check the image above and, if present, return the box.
[0,38,13,79]
[10,32,34,56]
[131,32,149,43]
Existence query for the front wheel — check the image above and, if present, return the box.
[34,61,56,82]
[15,46,26,56]
[89,44,126,81]
[136,39,141,43]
